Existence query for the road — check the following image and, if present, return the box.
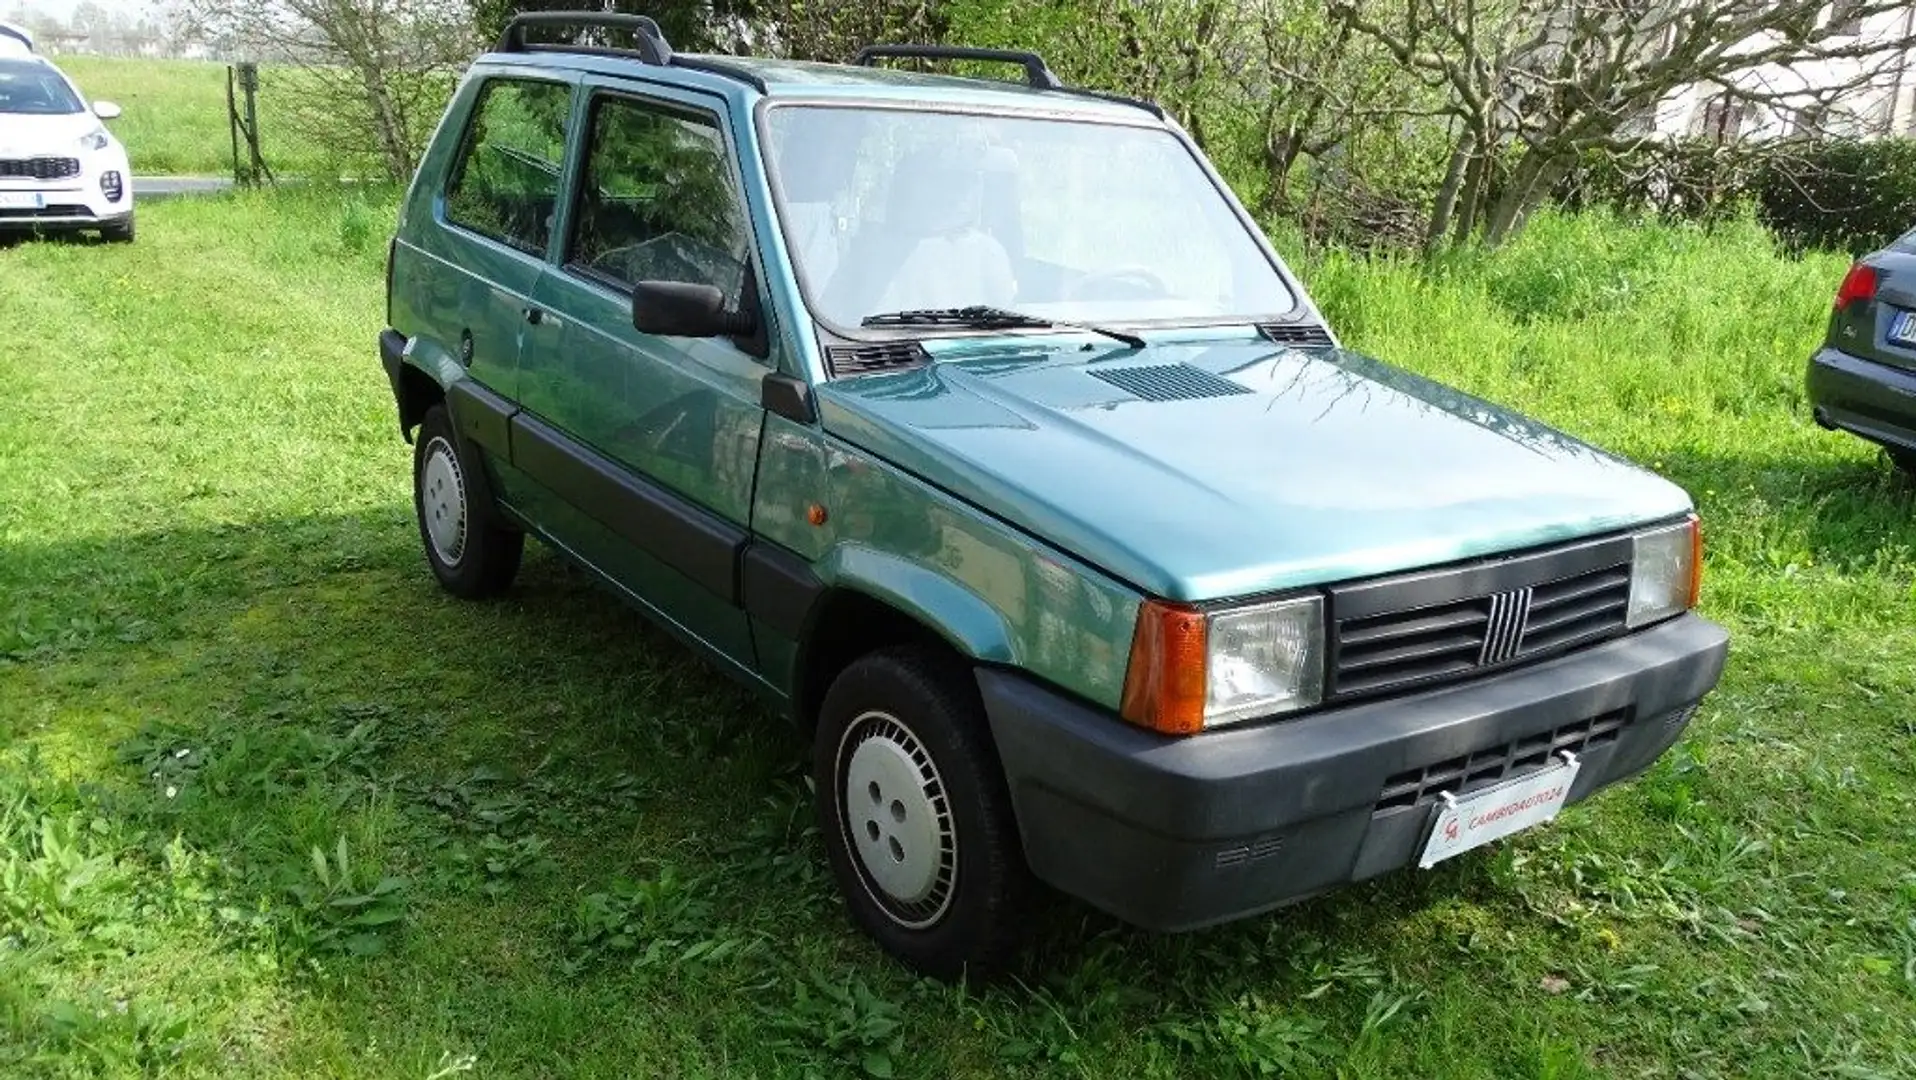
[135,176,233,198]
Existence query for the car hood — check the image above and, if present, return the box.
[816,337,1693,602]
[0,111,95,154]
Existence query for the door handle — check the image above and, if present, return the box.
[524,306,545,326]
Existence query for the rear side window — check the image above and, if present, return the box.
[443,78,572,256]
[566,94,751,307]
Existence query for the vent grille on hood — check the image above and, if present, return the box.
[1257,320,1336,347]
[824,342,930,378]
[1089,363,1252,402]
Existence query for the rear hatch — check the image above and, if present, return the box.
[1830,230,1916,372]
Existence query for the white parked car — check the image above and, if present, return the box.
[0,53,134,242]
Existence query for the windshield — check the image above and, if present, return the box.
[764,105,1295,329]
[0,60,81,114]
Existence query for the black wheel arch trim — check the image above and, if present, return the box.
[379,329,416,442]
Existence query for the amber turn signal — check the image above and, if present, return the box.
[1687,513,1703,609]
[1119,600,1208,735]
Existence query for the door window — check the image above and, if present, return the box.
[443,78,573,256]
[566,94,752,308]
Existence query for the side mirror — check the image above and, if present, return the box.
[92,101,121,120]
[632,280,756,339]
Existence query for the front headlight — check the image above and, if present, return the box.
[1120,595,1324,735]
[1626,514,1701,628]
[78,126,109,151]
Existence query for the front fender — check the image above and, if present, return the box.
[813,543,1021,666]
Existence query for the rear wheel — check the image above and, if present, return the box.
[814,647,1032,981]
[413,404,522,598]
[1887,445,1916,475]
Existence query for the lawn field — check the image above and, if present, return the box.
[49,55,330,179]
[3,193,1914,1079]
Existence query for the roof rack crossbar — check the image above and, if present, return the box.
[853,42,1165,118]
[496,12,672,66]
[671,55,769,93]
[494,12,769,94]
[854,44,1064,90]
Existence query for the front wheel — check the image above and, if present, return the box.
[814,648,1032,981]
[413,404,522,598]
[1887,445,1916,475]
[100,215,134,243]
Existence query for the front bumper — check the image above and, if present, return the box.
[1806,345,1916,453]
[980,612,1729,932]
[0,152,134,232]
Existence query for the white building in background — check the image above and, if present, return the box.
[1649,2,1916,141]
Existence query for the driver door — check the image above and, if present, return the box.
[515,81,770,663]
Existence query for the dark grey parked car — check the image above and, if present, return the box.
[1807,229,1916,472]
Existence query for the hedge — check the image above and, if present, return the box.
[1557,137,1916,256]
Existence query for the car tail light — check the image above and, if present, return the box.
[1835,263,1878,312]
[385,237,396,325]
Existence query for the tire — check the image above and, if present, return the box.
[1887,445,1916,475]
[101,215,134,243]
[814,647,1032,981]
[413,403,522,598]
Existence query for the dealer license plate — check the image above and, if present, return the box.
[1417,753,1582,869]
[0,192,46,210]
[1889,310,1916,347]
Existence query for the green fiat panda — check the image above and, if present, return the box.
[378,13,1730,978]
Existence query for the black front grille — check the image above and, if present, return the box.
[1329,533,1635,699]
[824,341,928,377]
[1373,709,1629,814]
[0,203,90,220]
[0,157,80,180]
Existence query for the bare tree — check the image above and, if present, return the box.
[178,0,475,180]
[1330,0,1916,246]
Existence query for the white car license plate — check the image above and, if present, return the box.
[1417,753,1582,869]
[0,192,45,210]
[1889,311,1916,347]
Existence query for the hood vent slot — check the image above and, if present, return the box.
[1090,363,1252,402]
[824,341,930,378]
[1257,320,1335,347]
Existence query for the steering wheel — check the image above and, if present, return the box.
[1065,264,1172,302]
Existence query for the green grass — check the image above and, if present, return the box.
[3,193,1915,1079]
[50,55,329,178]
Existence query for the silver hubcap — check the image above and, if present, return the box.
[837,711,956,929]
[421,437,467,566]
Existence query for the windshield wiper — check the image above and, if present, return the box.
[860,305,1145,350]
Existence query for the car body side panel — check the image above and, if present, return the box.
[390,66,583,413]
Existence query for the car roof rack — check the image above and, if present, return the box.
[854,45,1063,89]
[493,11,769,93]
[852,43,1165,119]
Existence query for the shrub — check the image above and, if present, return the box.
[1754,138,1916,256]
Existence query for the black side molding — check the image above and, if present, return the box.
[741,540,824,639]
[508,412,746,603]
[445,377,517,456]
